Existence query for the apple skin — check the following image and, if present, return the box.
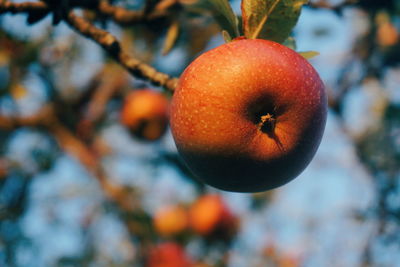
[170,39,327,192]
[121,89,169,141]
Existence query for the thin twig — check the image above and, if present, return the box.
[0,0,179,91]
[0,105,138,213]
[65,11,178,91]
[76,65,129,140]
[0,1,48,14]
[0,0,169,24]
[47,121,143,213]
[97,0,169,24]
[0,105,55,130]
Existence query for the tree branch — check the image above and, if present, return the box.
[0,0,179,92]
[0,105,55,130]
[47,121,142,213]
[0,0,170,24]
[65,11,178,91]
[97,0,170,25]
[0,105,139,213]
[0,1,48,14]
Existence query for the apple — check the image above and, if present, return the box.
[189,194,238,238]
[153,204,188,237]
[146,242,192,267]
[121,89,169,141]
[170,39,327,192]
[377,22,399,47]
[277,254,301,267]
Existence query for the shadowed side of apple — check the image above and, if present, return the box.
[170,39,327,192]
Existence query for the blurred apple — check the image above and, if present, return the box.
[189,194,238,239]
[147,242,192,267]
[121,89,169,141]
[153,204,189,237]
[377,22,399,47]
[278,254,301,267]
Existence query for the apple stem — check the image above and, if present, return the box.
[258,113,276,133]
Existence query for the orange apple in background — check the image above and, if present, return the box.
[146,242,192,267]
[376,22,399,47]
[121,89,169,141]
[170,39,327,192]
[189,194,238,238]
[153,205,189,237]
[278,255,301,267]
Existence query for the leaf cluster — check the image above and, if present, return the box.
[203,0,319,58]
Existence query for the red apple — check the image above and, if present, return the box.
[121,89,169,141]
[170,39,327,192]
[146,242,192,267]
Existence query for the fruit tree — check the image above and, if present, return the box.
[0,0,399,266]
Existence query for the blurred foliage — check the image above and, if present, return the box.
[0,0,399,266]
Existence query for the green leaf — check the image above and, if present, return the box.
[298,51,320,59]
[241,0,308,43]
[162,20,180,55]
[222,30,233,43]
[207,0,240,38]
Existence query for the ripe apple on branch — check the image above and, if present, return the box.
[170,0,327,192]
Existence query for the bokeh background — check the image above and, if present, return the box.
[1,0,400,266]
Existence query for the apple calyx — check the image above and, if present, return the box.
[258,113,276,134]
